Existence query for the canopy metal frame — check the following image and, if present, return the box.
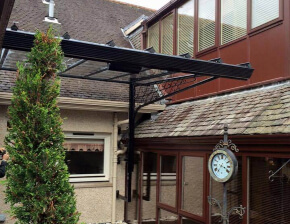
[0,29,254,202]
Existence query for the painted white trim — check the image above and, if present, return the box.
[65,133,111,183]
[0,92,165,113]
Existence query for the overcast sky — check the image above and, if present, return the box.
[114,0,171,10]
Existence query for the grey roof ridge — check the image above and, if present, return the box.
[108,0,156,12]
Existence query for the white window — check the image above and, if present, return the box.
[64,132,111,182]
[252,0,279,29]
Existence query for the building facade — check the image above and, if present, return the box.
[133,0,290,224]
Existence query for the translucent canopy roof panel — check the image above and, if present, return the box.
[1,30,254,85]
[1,49,28,70]
[0,48,181,84]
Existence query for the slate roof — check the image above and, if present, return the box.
[0,70,130,102]
[8,0,153,48]
[135,81,290,138]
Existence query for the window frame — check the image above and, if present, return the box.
[147,21,161,53]
[157,152,179,213]
[176,0,195,56]
[196,0,218,54]
[249,0,284,34]
[219,0,248,46]
[160,11,175,55]
[179,152,207,223]
[245,153,290,224]
[145,0,284,56]
[64,132,111,183]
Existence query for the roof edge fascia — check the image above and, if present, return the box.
[146,0,183,26]
[0,92,165,113]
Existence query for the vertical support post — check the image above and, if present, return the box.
[223,124,228,144]
[223,182,228,224]
[127,77,136,203]
[223,124,229,224]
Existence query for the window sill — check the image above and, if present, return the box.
[249,18,283,37]
[72,181,113,189]
[195,46,217,58]
[219,36,247,49]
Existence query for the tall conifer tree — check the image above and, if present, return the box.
[5,28,79,224]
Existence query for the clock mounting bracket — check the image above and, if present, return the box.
[208,124,245,224]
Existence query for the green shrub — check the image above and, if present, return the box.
[5,27,80,224]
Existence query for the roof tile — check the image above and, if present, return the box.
[136,81,290,138]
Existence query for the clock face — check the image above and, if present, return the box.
[208,149,238,183]
[211,153,231,179]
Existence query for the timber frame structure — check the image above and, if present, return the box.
[0,29,254,202]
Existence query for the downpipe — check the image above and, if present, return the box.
[112,113,128,224]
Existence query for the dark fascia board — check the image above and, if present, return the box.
[0,0,15,48]
[2,29,254,81]
[146,0,184,26]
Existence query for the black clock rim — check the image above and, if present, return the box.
[208,148,238,183]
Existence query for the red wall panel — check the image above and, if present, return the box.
[249,25,286,84]
[219,39,249,91]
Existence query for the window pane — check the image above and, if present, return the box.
[148,22,160,52]
[65,151,104,174]
[249,157,290,224]
[210,157,242,224]
[181,156,203,217]
[159,209,178,224]
[221,0,247,45]
[64,138,105,175]
[159,155,177,207]
[252,0,279,28]
[161,14,174,55]
[198,0,215,51]
[142,152,158,223]
[177,0,194,55]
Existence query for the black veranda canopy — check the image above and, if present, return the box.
[0,29,254,202]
